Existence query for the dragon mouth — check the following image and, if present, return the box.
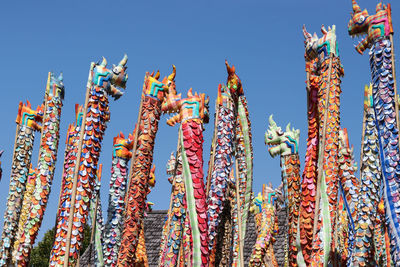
[266,142,281,158]
[349,31,366,47]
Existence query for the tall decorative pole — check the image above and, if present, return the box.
[348,1,400,263]
[299,26,320,265]
[225,61,253,267]
[351,84,383,264]
[14,72,65,266]
[206,81,237,263]
[162,87,210,267]
[303,24,343,265]
[265,115,301,267]
[118,68,170,266]
[103,132,134,266]
[50,104,84,265]
[0,101,43,266]
[54,55,128,267]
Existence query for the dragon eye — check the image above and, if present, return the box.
[358,15,365,23]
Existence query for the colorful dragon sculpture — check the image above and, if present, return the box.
[300,26,320,266]
[0,100,43,266]
[50,55,128,266]
[225,61,254,267]
[162,86,210,266]
[249,185,281,267]
[118,68,170,266]
[50,104,83,265]
[351,84,383,265]
[265,115,300,267]
[12,165,36,262]
[348,1,400,263]
[158,150,186,266]
[103,131,134,266]
[206,60,245,265]
[337,127,359,265]
[13,72,65,266]
[303,24,344,266]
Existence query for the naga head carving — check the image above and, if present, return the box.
[348,0,392,54]
[112,131,135,159]
[93,55,128,100]
[303,24,338,61]
[49,72,65,100]
[163,88,210,126]
[161,66,181,112]
[217,85,234,109]
[250,183,282,215]
[16,101,44,131]
[143,69,169,101]
[225,60,243,97]
[265,115,299,158]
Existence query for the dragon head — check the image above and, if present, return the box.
[303,24,338,61]
[143,69,169,102]
[49,72,65,100]
[217,85,234,109]
[16,101,44,131]
[348,1,392,54]
[166,152,176,184]
[93,55,128,100]
[250,183,282,214]
[112,131,135,159]
[164,88,210,126]
[162,66,182,114]
[225,60,243,97]
[265,115,299,158]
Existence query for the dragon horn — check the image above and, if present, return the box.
[376,2,383,12]
[286,122,291,132]
[268,114,277,128]
[119,54,128,67]
[321,24,327,35]
[168,65,176,81]
[225,60,235,74]
[150,70,155,77]
[352,0,361,12]
[154,70,160,80]
[100,57,107,67]
[302,25,311,39]
[58,72,63,81]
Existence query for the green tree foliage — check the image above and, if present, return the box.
[29,225,91,267]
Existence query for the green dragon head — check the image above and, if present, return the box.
[303,24,338,61]
[265,115,299,158]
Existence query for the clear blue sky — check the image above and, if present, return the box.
[0,0,398,243]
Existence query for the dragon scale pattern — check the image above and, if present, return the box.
[118,95,162,265]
